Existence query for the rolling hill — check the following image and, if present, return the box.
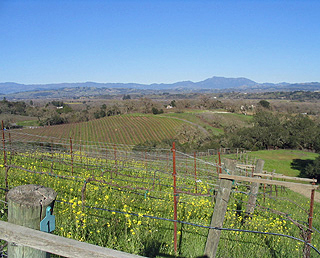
[2,76,320,98]
[13,114,185,145]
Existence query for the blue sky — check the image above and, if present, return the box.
[1,0,319,84]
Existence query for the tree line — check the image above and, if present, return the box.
[224,111,320,152]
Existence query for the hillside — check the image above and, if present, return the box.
[2,76,320,99]
[17,114,185,145]
[161,110,252,135]
[0,77,258,95]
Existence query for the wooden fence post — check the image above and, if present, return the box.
[7,184,57,258]
[245,159,264,217]
[204,159,237,258]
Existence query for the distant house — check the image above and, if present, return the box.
[166,105,173,109]
[56,106,63,109]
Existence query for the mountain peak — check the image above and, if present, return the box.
[1,76,319,95]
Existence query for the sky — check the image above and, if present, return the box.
[1,0,320,85]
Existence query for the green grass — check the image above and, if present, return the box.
[216,112,253,122]
[225,149,319,177]
[0,114,38,123]
[17,119,39,127]
[1,147,319,258]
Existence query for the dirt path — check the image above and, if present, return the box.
[287,185,320,203]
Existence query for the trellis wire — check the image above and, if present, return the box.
[0,131,318,257]
[54,199,320,256]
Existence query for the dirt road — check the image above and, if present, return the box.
[288,185,320,203]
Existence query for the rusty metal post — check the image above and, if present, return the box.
[70,138,73,175]
[194,152,197,193]
[172,142,178,255]
[50,140,53,159]
[8,132,12,161]
[145,151,148,174]
[185,154,188,173]
[2,121,7,166]
[304,181,316,258]
[263,184,266,204]
[114,144,118,176]
[167,152,169,172]
[218,152,222,174]
[2,121,8,196]
[215,159,218,174]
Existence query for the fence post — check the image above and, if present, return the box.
[204,159,237,258]
[218,152,222,174]
[2,121,8,198]
[171,142,178,255]
[114,144,118,176]
[7,184,57,258]
[194,152,197,193]
[304,181,316,258]
[245,159,264,217]
[2,121,6,165]
[70,137,74,175]
[8,132,12,161]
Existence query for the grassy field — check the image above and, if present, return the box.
[2,111,320,257]
[0,144,319,258]
[16,119,39,127]
[0,114,38,126]
[224,149,319,177]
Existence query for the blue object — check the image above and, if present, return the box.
[40,206,55,233]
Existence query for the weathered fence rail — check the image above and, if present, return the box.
[0,220,145,258]
[219,174,318,190]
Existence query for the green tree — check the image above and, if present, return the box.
[122,94,131,100]
[300,156,320,181]
[258,100,271,109]
[283,114,316,150]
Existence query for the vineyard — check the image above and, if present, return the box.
[20,114,185,145]
[0,131,320,257]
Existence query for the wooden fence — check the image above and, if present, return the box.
[0,220,145,258]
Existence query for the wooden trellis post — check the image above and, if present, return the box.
[204,159,237,258]
[245,159,264,217]
[7,185,57,258]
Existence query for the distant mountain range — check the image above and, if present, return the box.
[1,76,320,96]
